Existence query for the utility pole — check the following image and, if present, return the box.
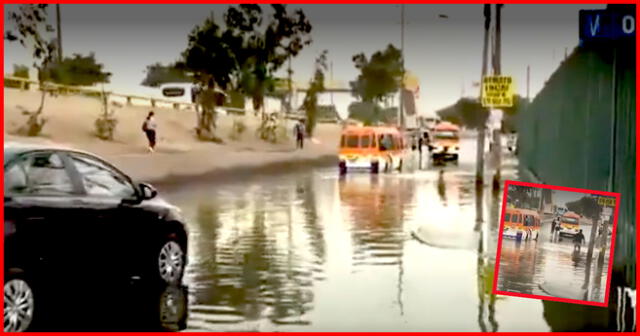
[526,65,531,103]
[399,4,405,129]
[476,4,491,184]
[56,4,62,62]
[330,61,334,106]
[492,4,504,188]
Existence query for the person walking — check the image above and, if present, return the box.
[573,229,586,252]
[550,217,557,241]
[294,119,306,149]
[142,111,157,153]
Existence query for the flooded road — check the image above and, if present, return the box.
[159,138,634,332]
[497,218,610,303]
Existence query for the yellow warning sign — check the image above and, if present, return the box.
[597,197,616,207]
[481,76,514,107]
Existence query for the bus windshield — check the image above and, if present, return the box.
[435,131,458,140]
[562,217,578,224]
[345,135,359,148]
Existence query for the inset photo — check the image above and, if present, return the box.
[493,180,620,307]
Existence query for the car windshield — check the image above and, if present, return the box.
[562,217,578,224]
[435,131,458,140]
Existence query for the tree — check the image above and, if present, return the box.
[347,102,396,125]
[507,185,538,209]
[5,4,57,136]
[179,5,312,140]
[350,44,403,104]
[436,95,528,131]
[141,62,191,88]
[47,53,111,86]
[12,64,29,79]
[301,50,327,137]
[566,196,601,220]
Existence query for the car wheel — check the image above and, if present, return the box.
[4,272,36,332]
[157,239,186,285]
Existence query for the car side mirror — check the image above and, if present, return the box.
[140,183,158,200]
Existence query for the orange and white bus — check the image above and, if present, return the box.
[502,208,541,241]
[338,126,409,174]
[430,122,460,162]
[558,211,581,237]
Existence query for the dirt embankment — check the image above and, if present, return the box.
[4,88,341,184]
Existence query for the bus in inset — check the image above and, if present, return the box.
[502,208,541,241]
[558,211,581,237]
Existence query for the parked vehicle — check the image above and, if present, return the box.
[502,208,541,241]
[4,143,188,332]
[430,122,460,163]
[338,126,409,174]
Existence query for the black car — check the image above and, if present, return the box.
[4,143,188,332]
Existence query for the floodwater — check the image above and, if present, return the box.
[160,138,634,332]
[497,219,610,304]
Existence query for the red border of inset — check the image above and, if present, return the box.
[492,180,621,308]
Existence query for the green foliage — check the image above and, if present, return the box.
[506,185,539,209]
[347,101,397,125]
[350,44,403,103]
[141,62,191,87]
[47,53,111,86]
[12,64,29,78]
[180,4,312,113]
[436,95,528,131]
[5,4,57,135]
[229,118,247,141]
[5,4,57,72]
[302,50,328,137]
[566,196,601,220]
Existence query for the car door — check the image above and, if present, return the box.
[64,151,158,281]
[4,150,87,279]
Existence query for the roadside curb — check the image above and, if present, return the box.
[149,154,339,190]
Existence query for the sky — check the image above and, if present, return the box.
[553,190,589,209]
[3,4,606,118]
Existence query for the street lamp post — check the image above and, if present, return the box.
[56,4,62,62]
[476,4,491,185]
[399,4,405,129]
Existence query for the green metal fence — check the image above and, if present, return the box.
[517,39,635,287]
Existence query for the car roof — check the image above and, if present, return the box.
[4,142,98,163]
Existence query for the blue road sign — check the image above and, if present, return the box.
[580,9,635,43]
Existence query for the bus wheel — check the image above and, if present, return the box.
[339,161,347,175]
[371,161,379,174]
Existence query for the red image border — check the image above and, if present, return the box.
[2,1,638,334]
[492,180,621,308]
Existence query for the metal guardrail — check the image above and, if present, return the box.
[4,76,246,115]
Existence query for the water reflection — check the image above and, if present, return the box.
[185,177,324,331]
[168,166,632,331]
[32,283,188,331]
[339,175,413,268]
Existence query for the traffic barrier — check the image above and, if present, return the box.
[3,76,247,115]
